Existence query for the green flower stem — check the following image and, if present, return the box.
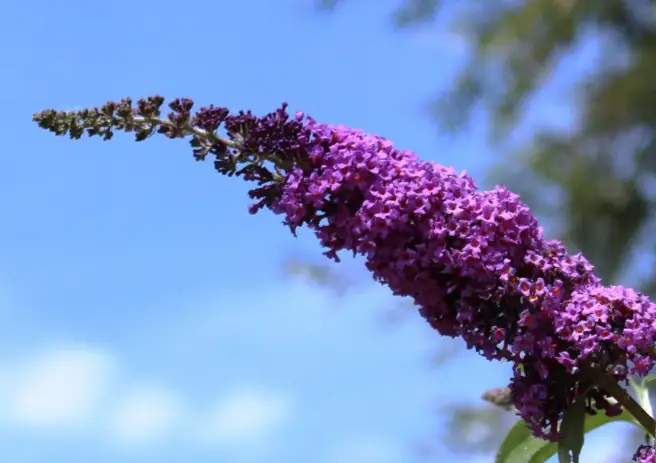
[594,371,656,438]
[629,377,655,445]
[630,377,654,419]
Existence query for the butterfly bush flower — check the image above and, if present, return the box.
[32,96,656,441]
[266,116,656,439]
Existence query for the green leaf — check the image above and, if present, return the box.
[495,409,638,463]
[557,398,586,463]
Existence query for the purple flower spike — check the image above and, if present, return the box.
[32,97,656,442]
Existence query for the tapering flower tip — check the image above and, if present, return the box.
[31,97,317,208]
[633,445,656,463]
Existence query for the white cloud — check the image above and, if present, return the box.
[198,388,291,447]
[0,342,293,454]
[3,346,115,428]
[107,385,184,445]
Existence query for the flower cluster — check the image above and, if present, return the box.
[32,97,656,441]
[633,445,656,462]
[265,116,656,439]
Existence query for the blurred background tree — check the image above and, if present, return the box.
[283,0,656,459]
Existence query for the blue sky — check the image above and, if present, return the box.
[0,0,633,462]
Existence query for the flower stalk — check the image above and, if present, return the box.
[593,371,656,438]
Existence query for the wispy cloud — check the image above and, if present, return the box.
[196,388,292,448]
[0,345,116,429]
[0,343,293,455]
[106,385,185,445]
